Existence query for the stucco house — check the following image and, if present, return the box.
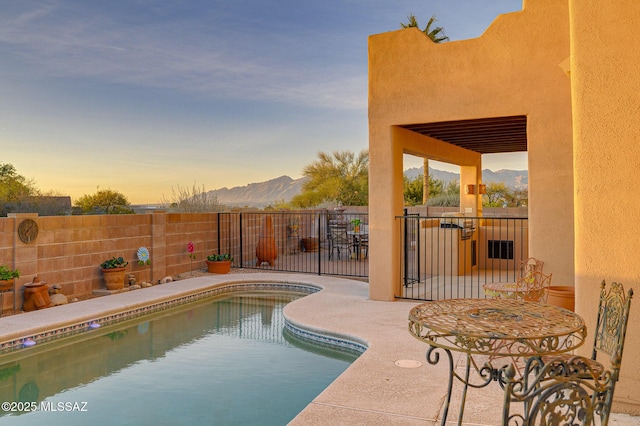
[368,0,639,415]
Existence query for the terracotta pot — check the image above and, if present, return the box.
[0,279,13,292]
[23,279,51,311]
[102,267,127,290]
[256,215,278,266]
[206,260,231,274]
[547,286,575,311]
[301,238,318,252]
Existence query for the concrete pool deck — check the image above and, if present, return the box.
[0,272,637,425]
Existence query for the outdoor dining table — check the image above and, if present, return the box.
[482,281,524,299]
[347,229,368,260]
[408,298,586,426]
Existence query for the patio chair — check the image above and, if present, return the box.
[328,225,353,260]
[517,271,552,302]
[501,356,615,425]
[519,257,544,277]
[542,281,633,413]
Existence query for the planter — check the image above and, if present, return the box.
[0,280,13,292]
[301,237,318,252]
[23,277,51,311]
[547,286,575,311]
[206,260,231,274]
[256,215,278,266]
[102,267,127,290]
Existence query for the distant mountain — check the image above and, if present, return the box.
[404,167,528,189]
[207,175,307,208]
[208,168,528,208]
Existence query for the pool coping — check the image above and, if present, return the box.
[0,275,372,360]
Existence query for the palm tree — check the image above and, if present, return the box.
[401,14,449,43]
[400,14,449,204]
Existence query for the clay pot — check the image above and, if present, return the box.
[206,260,231,274]
[547,286,575,311]
[256,215,278,266]
[301,238,318,252]
[102,267,127,290]
[23,277,51,311]
[0,280,13,292]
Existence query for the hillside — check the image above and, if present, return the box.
[209,168,528,208]
[206,176,307,208]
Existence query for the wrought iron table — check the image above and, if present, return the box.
[482,281,522,299]
[347,230,368,260]
[408,298,586,425]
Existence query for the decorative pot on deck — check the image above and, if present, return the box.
[23,276,51,311]
[206,260,231,274]
[301,238,318,252]
[256,215,278,266]
[102,267,127,290]
[546,286,575,311]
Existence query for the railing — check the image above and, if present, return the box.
[219,211,368,278]
[397,213,529,300]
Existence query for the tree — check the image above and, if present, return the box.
[483,182,510,207]
[404,174,453,206]
[0,163,40,216]
[400,15,449,204]
[160,182,223,212]
[401,14,450,43]
[74,188,133,214]
[291,150,368,208]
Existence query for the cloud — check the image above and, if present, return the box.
[0,1,366,110]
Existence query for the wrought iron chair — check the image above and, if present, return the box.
[520,257,544,277]
[501,356,616,425]
[517,271,553,302]
[544,281,633,379]
[328,225,353,260]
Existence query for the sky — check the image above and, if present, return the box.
[1,0,524,204]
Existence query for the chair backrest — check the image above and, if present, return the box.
[501,356,614,426]
[516,271,552,302]
[519,257,544,277]
[591,281,634,377]
[329,226,350,246]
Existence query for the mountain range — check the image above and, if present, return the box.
[207,167,528,208]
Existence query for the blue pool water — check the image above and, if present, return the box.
[0,291,359,425]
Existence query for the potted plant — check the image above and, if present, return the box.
[0,265,20,292]
[100,256,129,290]
[350,218,362,233]
[206,253,233,274]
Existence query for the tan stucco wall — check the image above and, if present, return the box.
[570,0,640,413]
[368,0,574,300]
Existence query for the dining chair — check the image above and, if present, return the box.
[519,257,544,277]
[546,281,633,375]
[501,356,615,426]
[328,226,352,260]
[517,271,552,302]
[541,280,633,425]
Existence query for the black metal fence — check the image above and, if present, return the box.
[398,213,529,301]
[218,211,369,278]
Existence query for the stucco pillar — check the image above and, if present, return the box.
[570,0,640,414]
[368,127,405,301]
[149,210,167,284]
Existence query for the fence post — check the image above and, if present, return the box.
[238,213,243,268]
[317,212,322,275]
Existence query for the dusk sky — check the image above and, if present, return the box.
[1,1,524,204]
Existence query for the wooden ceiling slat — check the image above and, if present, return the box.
[400,115,527,154]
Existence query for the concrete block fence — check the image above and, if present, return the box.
[0,211,240,312]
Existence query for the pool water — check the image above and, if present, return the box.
[0,291,359,425]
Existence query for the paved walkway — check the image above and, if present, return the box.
[0,272,637,425]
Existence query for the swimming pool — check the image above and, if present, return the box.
[0,290,361,425]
